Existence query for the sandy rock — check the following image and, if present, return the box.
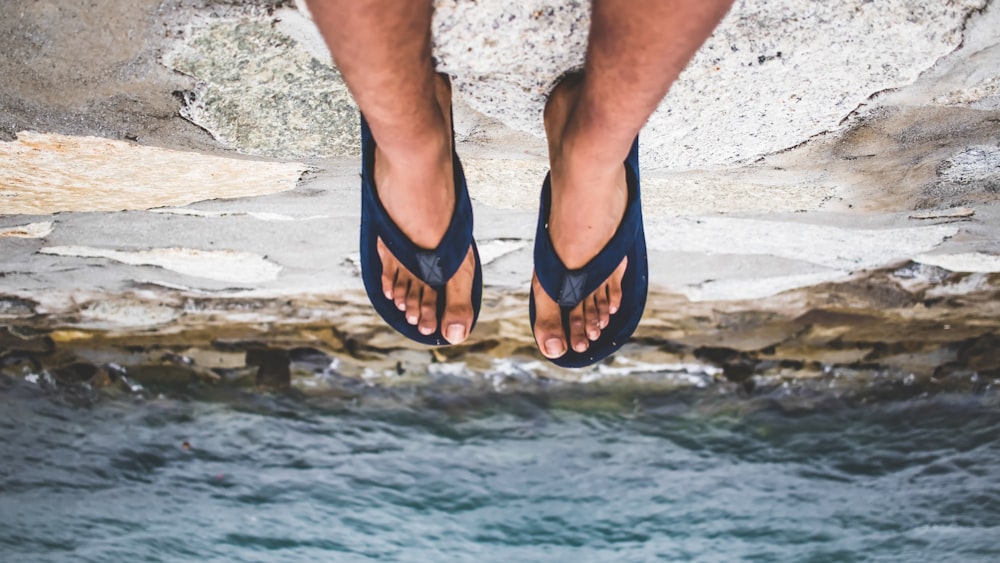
[0,132,306,214]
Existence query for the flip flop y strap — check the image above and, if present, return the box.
[361,116,474,290]
[533,140,642,308]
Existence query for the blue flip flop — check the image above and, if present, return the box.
[359,114,483,346]
[529,137,648,368]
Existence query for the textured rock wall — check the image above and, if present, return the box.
[434,0,990,168]
[1,0,999,384]
[166,1,994,170]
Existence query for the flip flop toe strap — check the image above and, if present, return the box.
[361,116,473,289]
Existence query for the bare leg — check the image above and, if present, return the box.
[533,0,733,359]
[306,0,476,344]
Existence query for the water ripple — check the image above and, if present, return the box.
[1,386,998,561]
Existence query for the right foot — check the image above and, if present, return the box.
[532,74,630,360]
[372,74,476,344]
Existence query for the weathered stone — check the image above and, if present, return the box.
[165,19,359,158]
[0,327,54,354]
[0,297,37,317]
[0,132,307,215]
[956,333,1000,373]
[304,1,990,169]
[1,0,1000,392]
[693,347,757,383]
[0,222,52,239]
[41,246,283,285]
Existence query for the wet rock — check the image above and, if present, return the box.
[127,364,199,388]
[0,352,40,374]
[210,366,259,386]
[160,352,194,366]
[52,362,98,382]
[431,339,501,362]
[0,258,997,394]
[89,367,115,389]
[956,333,1000,373]
[288,346,330,363]
[246,347,291,390]
[693,346,757,383]
[0,327,54,355]
[211,339,270,352]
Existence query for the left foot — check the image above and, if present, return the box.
[532,74,630,359]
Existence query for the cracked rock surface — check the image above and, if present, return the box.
[1,0,999,383]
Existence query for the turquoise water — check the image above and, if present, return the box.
[1,378,999,562]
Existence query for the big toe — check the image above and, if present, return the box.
[440,247,477,344]
[441,304,472,344]
[531,274,568,359]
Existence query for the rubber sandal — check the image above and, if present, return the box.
[529,137,648,368]
[358,114,483,346]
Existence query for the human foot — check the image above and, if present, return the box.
[531,74,631,360]
[368,74,478,344]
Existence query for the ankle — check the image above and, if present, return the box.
[378,127,450,167]
[562,117,632,169]
[366,74,451,160]
[551,132,626,193]
[561,77,641,164]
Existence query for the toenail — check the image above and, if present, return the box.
[544,338,565,357]
[609,305,619,314]
[446,324,466,343]
[385,291,393,299]
[573,341,588,353]
[419,325,434,335]
[396,302,406,311]
[588,329,599,340]
[407,314,418,325]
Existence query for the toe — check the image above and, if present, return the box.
[531,273,568,359]
[595,285,610,329]
[583,294,601,341]
[608,257,627,314]
[418,285,438,336]
[568,303,589,353]
[442,321,468,345]
[405,282,422,325]
[393,271,409,311]
[381,272,395,301]
[440,248,476,344]
[376,238,396,300]
[441,306,470,344]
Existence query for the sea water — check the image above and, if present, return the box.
[1,377,998,562]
